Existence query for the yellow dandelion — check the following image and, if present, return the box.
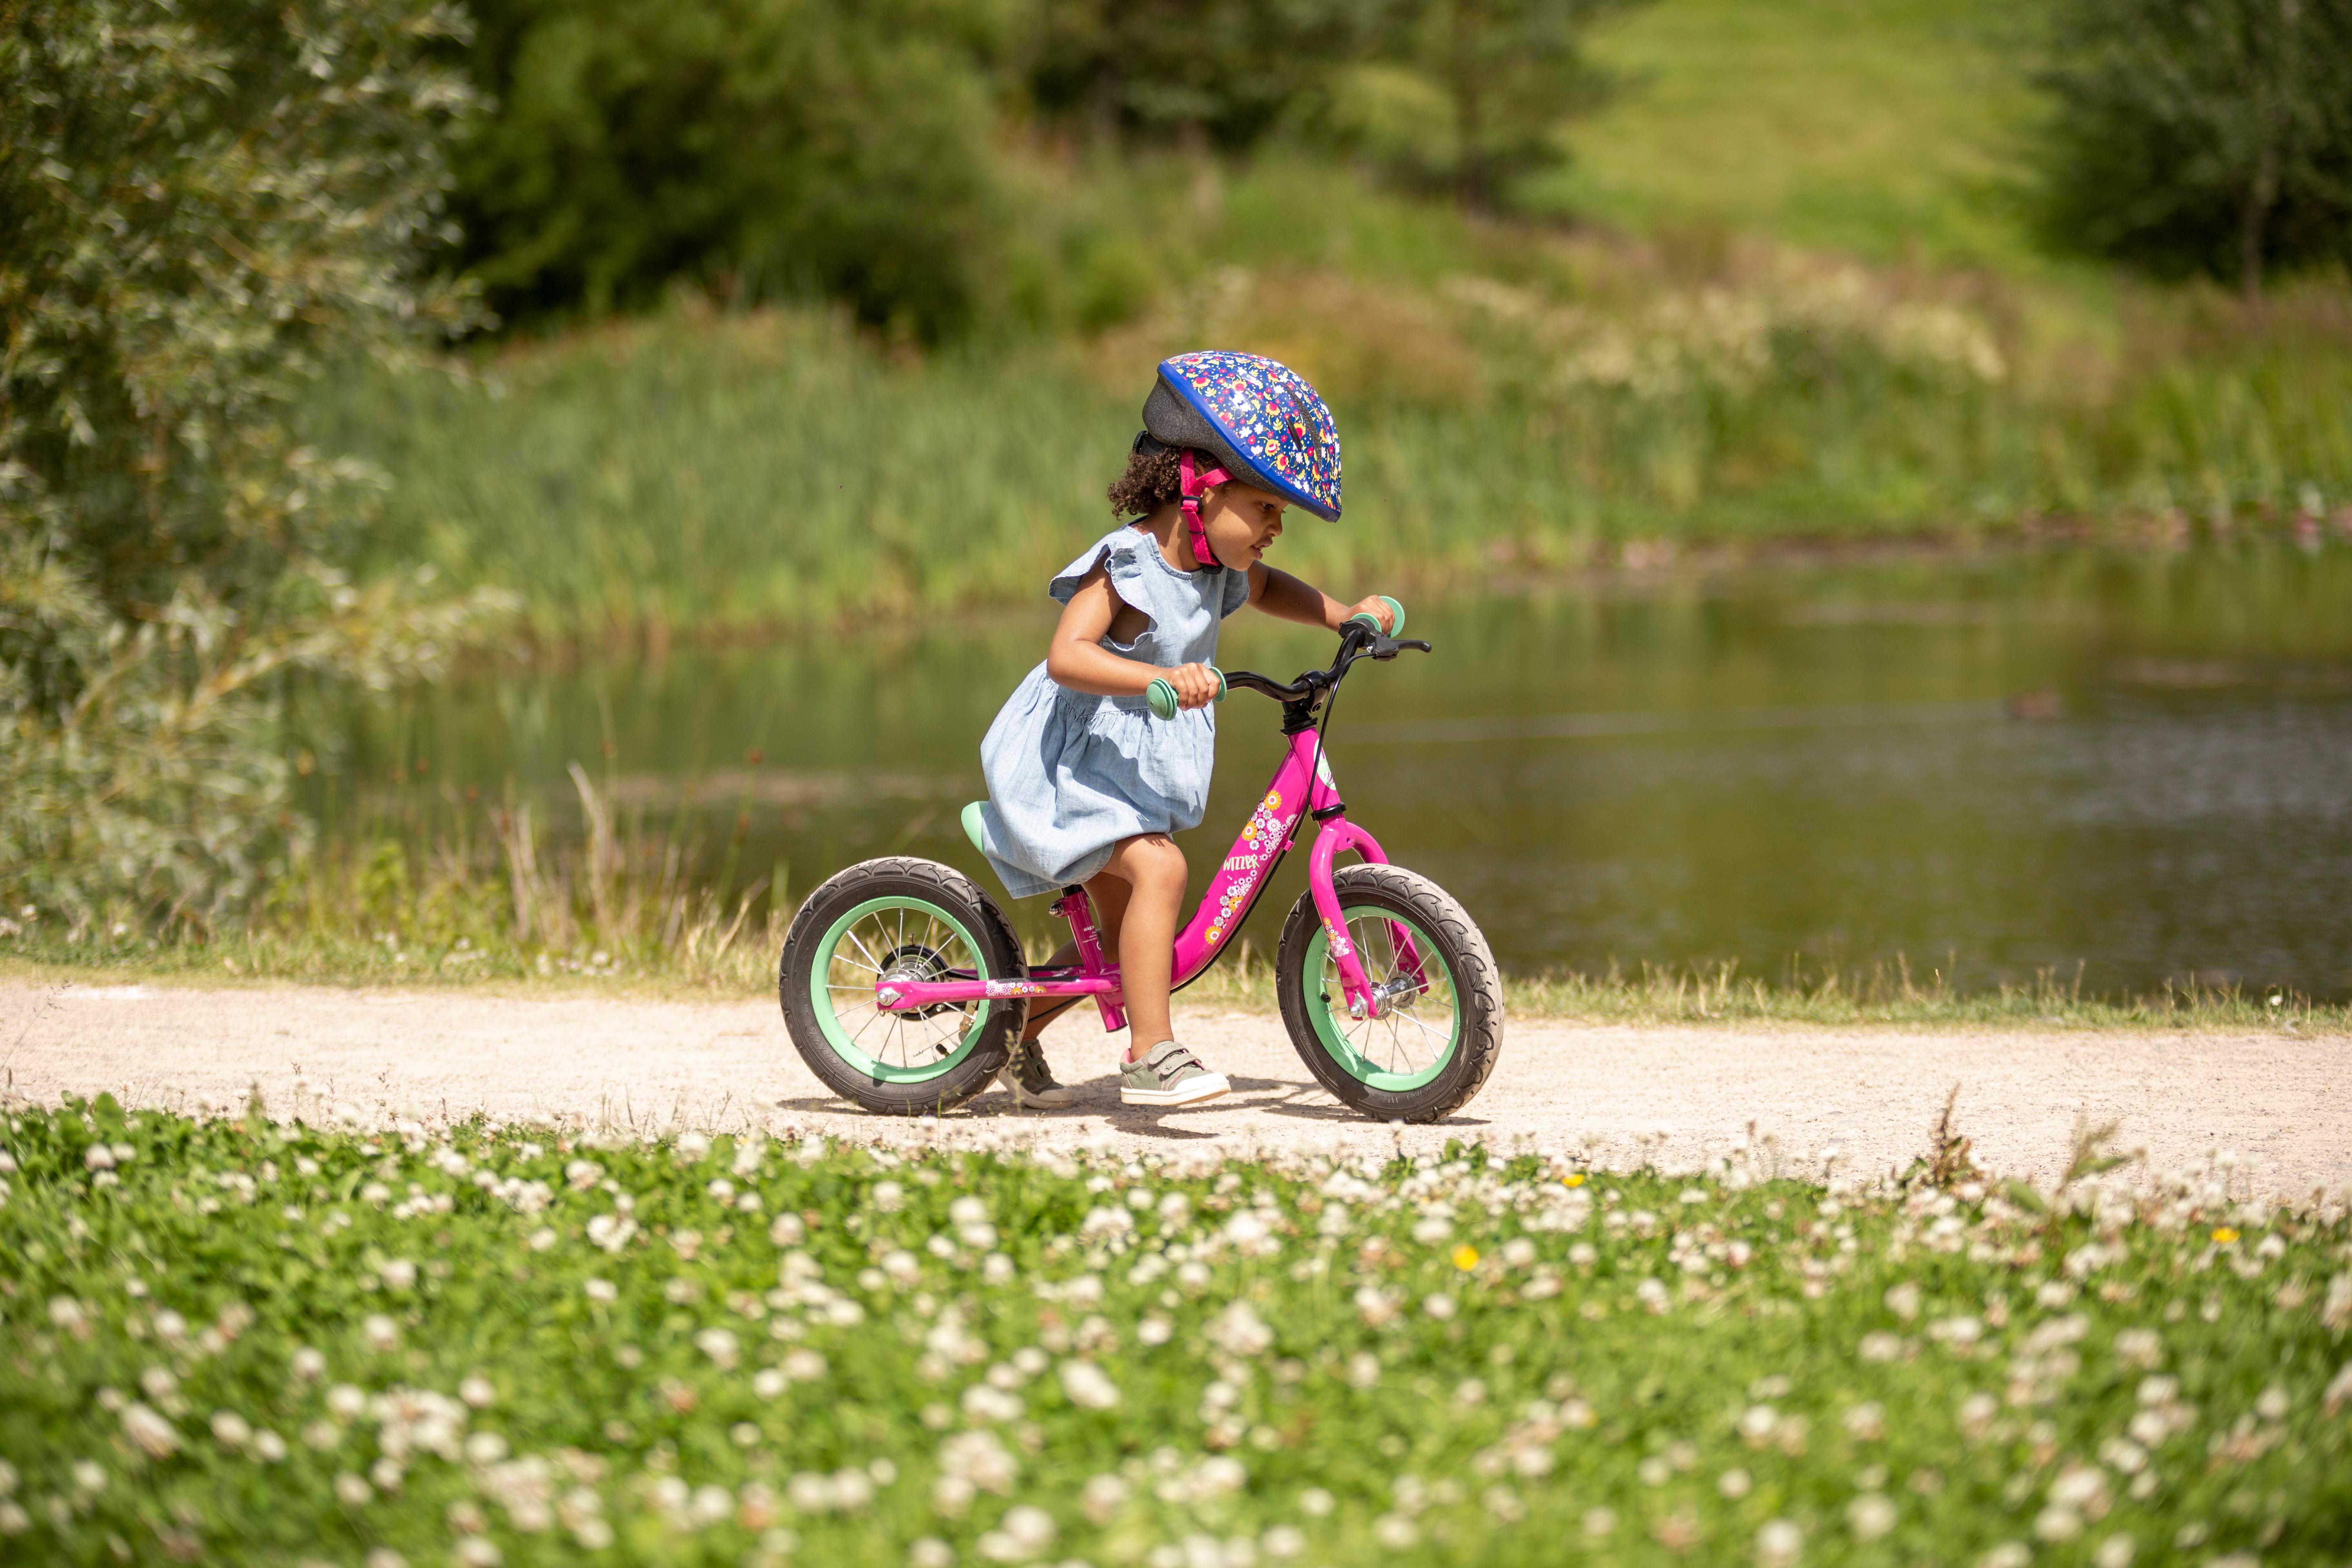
[1562,1174,1586,1189]
[2211,1227,2239,1245]
[1452,1245,1480,1272]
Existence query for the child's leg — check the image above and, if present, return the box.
[1092,833,1186,1060]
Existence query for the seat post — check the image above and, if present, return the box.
[1051,886,1126,1033]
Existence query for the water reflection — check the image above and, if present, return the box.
[313,546,2352,999]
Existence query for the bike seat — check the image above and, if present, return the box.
[960,801,989,856]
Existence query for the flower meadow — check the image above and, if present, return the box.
[2,1100,2349,1568]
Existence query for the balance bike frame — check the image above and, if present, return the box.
[874,728,1427,1027]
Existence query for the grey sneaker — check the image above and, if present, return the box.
[998,1038,1075,1108]
[1118,1040,1231,1107]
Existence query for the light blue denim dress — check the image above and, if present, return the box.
[976,525,1253,898]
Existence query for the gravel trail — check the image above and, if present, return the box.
[4,980,2345,1196]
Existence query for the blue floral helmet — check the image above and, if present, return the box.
[1140,351,1342,569]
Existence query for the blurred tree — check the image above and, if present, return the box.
[1023,0,1371,149]
[2035,0,2352,296]
[448,0,1015,336]
[1357,0,1645,211]
[0,0,505,925]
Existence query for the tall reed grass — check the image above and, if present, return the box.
[309,212,2352,644]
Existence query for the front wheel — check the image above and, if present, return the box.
[779,857,1025,1115]
[1275,864,1503,1123]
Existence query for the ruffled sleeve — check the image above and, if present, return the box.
[1048,530,1153,608]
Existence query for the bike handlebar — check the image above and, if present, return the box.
[1146,597,1424,719]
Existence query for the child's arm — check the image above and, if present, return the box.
[1248,564,1397,634]
[1045,565,1223,710]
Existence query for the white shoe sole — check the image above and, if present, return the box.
[1120,1073,1231,1107]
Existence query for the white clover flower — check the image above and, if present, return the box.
[459,1375,496,1409]
[753,1368,788,1399]
[982,1253,1016,1285]
[327,1383,367,1420]
[1138,1315,1174,1347]
[290,1347,326,1381]
[380,1259,417,1291]
[1263,1523,1307,1557]
[2091,1534,2135,1568]
[883,1250,921,1285]
[1060,1360,1120,1410]
[1207,1301,1275,1356]
[1842,1402,1886,1440]
[1582,1508,1617,1538]
[70,1460,106,1494]
[1300,1487,1335,1518]
[364,1550,406,1568]
[1718,1469,1752,1499]
[1423,1293,1457,1321]
[253,1430,287,1463]
[695,1328,740,1368]
[909,1539,955,1568]
[1883,1282,1921,1320]
[1848,1494,1896,1540]
[873,1180,906,1213]
[1736,1405,1779,1445]
[1756,1518,1802,1566]
[784,1348,827,1381]
[335,1472,374,1506]
[675,1131,712,1163]
[1372,1515,1418,1549]
[211,1411,253,1449]
[464,1432,509,1465]
[362,1314,400,1352]
[1080,1474,1129,1524]
[1979,1544,2030,1568]
[584,1278,618,1303]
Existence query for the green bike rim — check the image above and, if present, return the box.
[1302,903,1461,1091]
[809,898,996,1083]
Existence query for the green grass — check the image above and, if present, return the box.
[2,1100,2346,1566]
[1544,0,2042,269]
[8,928,2345,1035]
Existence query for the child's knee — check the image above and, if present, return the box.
[1114,833,1186,890]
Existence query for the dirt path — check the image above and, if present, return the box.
[4,980,2345,1197]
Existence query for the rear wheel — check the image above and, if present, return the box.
[1275,864,1503,1123]
[779,857,1024,1115]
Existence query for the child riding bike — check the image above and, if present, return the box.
[967,352,1396,1109]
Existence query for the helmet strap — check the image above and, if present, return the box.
[1178,448,1232,571]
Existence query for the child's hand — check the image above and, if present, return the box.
[1343,595,1397,633]
[1160,663,1222,711]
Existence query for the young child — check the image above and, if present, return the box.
[968,352,1397,1109]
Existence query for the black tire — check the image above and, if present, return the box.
[778,857,1026,1115]
[1275,864,1503,1123]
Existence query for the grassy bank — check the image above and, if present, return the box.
[2,1101,2347,1566]
[309,157,2352,645]
[7,928,2344,1035]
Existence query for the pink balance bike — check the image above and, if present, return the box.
[777,601,1503,1123]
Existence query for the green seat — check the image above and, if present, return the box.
[960,801,989,856]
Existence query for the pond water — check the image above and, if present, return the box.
[318,546,2352,1000]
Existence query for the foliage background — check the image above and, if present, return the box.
[0,0,507,926]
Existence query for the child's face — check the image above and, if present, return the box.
[1200,482,1287,569]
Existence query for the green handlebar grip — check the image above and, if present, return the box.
[1345,595,1407,637]
[1145,668,1226,720]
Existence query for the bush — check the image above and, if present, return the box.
[446,0,1013,337]
[2035,0,2352,295]
[0,0,506,929]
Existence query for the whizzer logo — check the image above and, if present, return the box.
[1206,789,1291,944]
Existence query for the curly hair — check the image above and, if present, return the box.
[1106,442,1197,517]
